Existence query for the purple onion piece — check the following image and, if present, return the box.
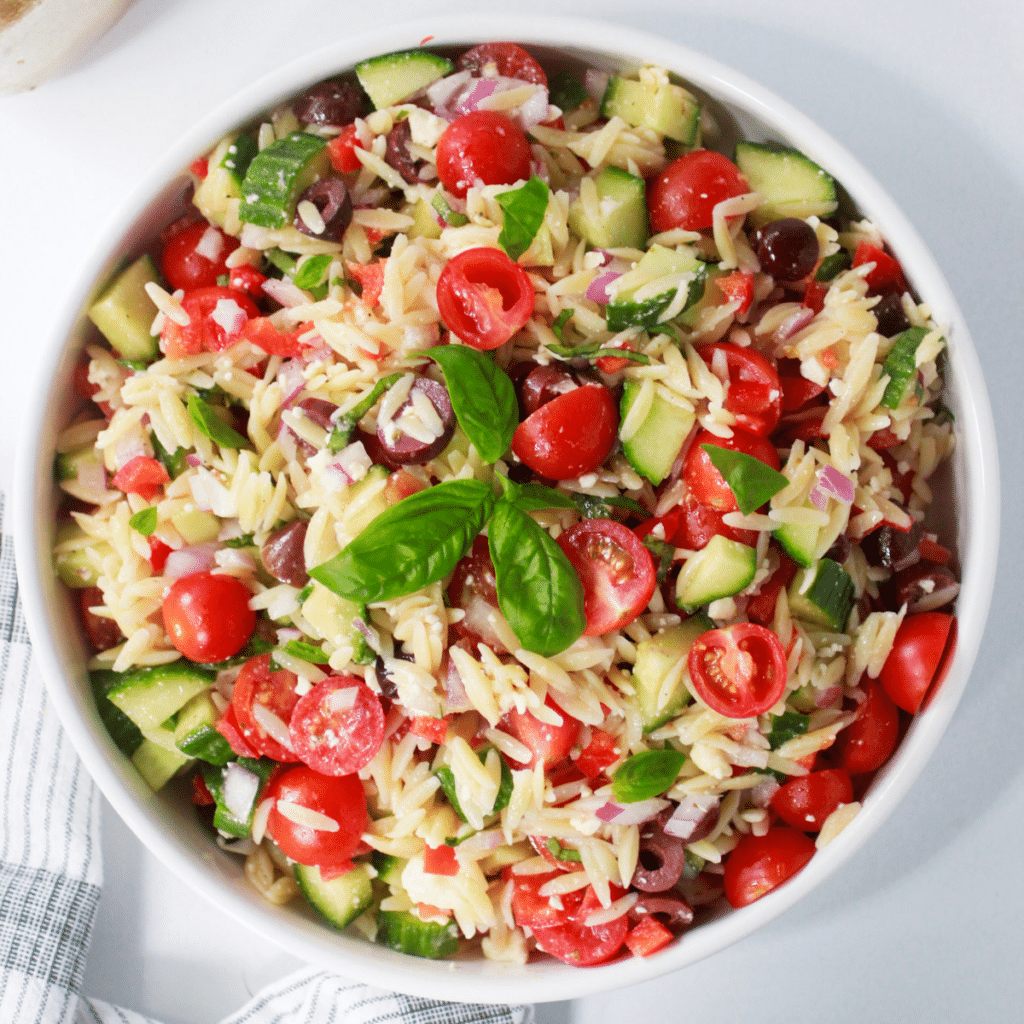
[375,377,455,466]
[295,177,352,242]
[628,892,694,933]
[293,79,365,126]
[260,520,309,587]
[385,119,420,185]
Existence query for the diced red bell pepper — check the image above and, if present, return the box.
[575,728,620,780]
[802,278,828,314]
[239,317,312,357]
[715,270,755,315]
[410,716,449,745]
[111,456,169,502]
[227,265,267,298]
[192,774,215,806]
[147,536,172,573]
[327,124,365,173]
[346,260,388,307]
[215,706,259,759]
[625,915,674,957]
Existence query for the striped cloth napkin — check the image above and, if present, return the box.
[0,493,533,1024]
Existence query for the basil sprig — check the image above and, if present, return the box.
[292,253,333,291]
[496,176,549,261]
[701,444,788,515]
[129,506,158,536]
[420,346,517,464]
[188,393,249,449]
[326,373,403,453]
[612,749,686,803]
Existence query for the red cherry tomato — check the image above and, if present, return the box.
[687,623,788,718]
[501,695,581,770]
[700,343,782,436]
[775,406,829,447]
[512,384,617,479]
[78,587,122,651]
[647,150,747,233]
[239,316,311,357]
[636,493,759,553]
[877,612,956,714]
[511,869,576,929]
[776,357,826,412]
[111,455,169,502]
[226,264,267,298]
[264,765,367,869]
[231,653,302,762]
[436,111,533,199]
[624,915,675,957]
[162,571,255,663]
[161,221,239,292]
[834,678,900,774]
[448,535,499,608]
[326,124,365,173]
[770,769,854,832]
[423,843,459,876]
[288,676,385,776]
[852,242,906,295]
[574,728,620,780]
[723,827,816,908]
[683,428,781,512]
[215,705,258,759]
[147,536,172,573]
[714,270,755,315]
[457,42,547,86]
[531,884,629,966]
[803,278,828,314]
[556,519,656,635]
[160,286,260,359]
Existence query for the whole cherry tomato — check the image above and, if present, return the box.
[877,612,956,713]
[770,768,854,831]
[162,571,255,663]
[648,150,747,232]
[501,694,581,770]
[833,678,900,774]
[723,827,816,907]
[436,111,532,199]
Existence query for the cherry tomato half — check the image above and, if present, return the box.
[162,571,255,663]
[687,623,788,718]
[683,428,781,512]
[501,694,581,770]
[435,246,535,350]
[833,678,900,774]
[457,42,547,86]
[700,342,782,436]
[111,455,169,502]
[264,765,367,869]
[436,110,532,199]
[852,242,905,296]
[877,612,956,714]
[161,221,239,292]
[512,383,617,479]
[770,768,853,832]
[160,286,260,359]
[776,357,826,413]
[723,827,816,908]
[232,653,302,762]
[745,549,799,626]
[557,519,656,635]
[636,492,759,554]
[648,150,747,233]
[288,676,385,776]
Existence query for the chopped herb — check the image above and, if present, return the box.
[150,433,188,478]
[296,583,314,604]
[129,506,158,537]
[767,710,811,749]
[701,444,788,515]
[292,254,333,290]
[281,639,327,663]
[612,749,686,803]
[567,491,648,519]
[117,358,149,372]
[495,176,549,262]
[431,191,468,227]
[547,339,650,366]
[551,309,573,340]
[545,837,582,863]
[264,248,298,276]
[223,533,254,549]
[188,393,249,449]
[326,373,403,452]
[642,535,675,583]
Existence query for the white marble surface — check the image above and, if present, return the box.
[4,1,1023,1021]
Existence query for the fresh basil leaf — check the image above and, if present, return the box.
[551,309,573,340]
[611,749,685,803]
[547,340,651,366]
[487,500,585,656]
[546,837,582,863]
[435,749,512,823]
[296,583,314,604]
[223,533,255,549]
[292,253,333,290]
[815,250,851,282]
[129,506,158,536]
[281,639,327,663]
[188,393,249,449]
[117,358,149,372]
[309,479,495,603]
[150,432,188,478]
[497,477,577,514]
[326,373,403,453]
[432,191,468,227]
[767,710,811,749]
[420,346,517,464]
[548,70,588,112]
[701,444,788,515]
[496,176,549,262]
[642,535,675,583]
[567,491,648,519]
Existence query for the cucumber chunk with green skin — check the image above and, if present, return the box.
[173,691,234,766]
[632,614,713,731]
[600,75,700,145]
[355,50,453,110]
[239,132,330,230]
[376,909,460,959]
[788,558,855,631]
[55,445,102,483]
[371,851,406,886]
[201,757,276,838]
[90,670,144,758]
[734,142,837,230]
[106,663,216,732]
[774,500,848,568]
[567,165,648,250]
[606,245,707,331]
[676,535,757,612]
[620,380,696,485]
[132,738,190,791]
[295,862,374,930]
[54,521,112,588]
[301,582,375,664]
[219,132,258,185]
[87,254,160,363]
[881,326,931,408]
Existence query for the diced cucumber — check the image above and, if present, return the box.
[201,757,277,838]
[170,508,220,545]
[881,326,930,408]
[600,75,700,145]
[376,909,460,959]
[787,558,855,631]
[107,663,216,732]
[173,691,233,766]
[407,197,443,241]
[371,851,406,886]
[54,521,112,588]
[620,380,695,485]
[632,614,713,730]
[295,862,374,930]
[219,132,259,185]
[239,132,330,230]
[55,444,102,483]
[774,501,847,569]
[301,581,374,664]
[131,737,190,791]
[567,165,648,250]
[606,245,707,331]
[676,534,757,612]
[734,142,837,230]
[91,670,144,758]
[87,254,160,362]
[355,50,454,110]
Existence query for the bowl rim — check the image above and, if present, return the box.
[13,12,1000,1004]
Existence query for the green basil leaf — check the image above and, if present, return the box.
[487,500,585,656]
[496,176,549,262]
[309,479,495,603]
[129,506,158,536]
[431,191,469,227]
[545,837,582,863]
[551,309,573,340]
[223,533,255,549]
[281,639,327,663]
[642,535,675,583]
[435,749,512,823]
[295,582,314,604]
[566,491,648,519]
[497,477,578,514]
[326,373,403,453]
[611,749,685,803]
[548,70,588,112]
[188,393,249,449]
[767,710,811,749]
[292,253,333,291]
[701,444,788,515]
[150,432,188,478]
[264,248,298,277]
[420,346,517,464]
[547,340,650,366]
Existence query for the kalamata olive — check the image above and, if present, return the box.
[628,892,694,933]
[873,292,912,337]
[261,520,309,587]
[375,646,414,701]
[294,177,352,242]
[879,562,959,613]
[519,364,578,417]
[755,218,820,282]
[860,518,924,571]
[824,533,851,566]
[375,377,455,465]
[293,79,365,126]
[632,821,687,893]
[385,119,420,184]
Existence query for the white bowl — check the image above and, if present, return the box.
[13,14,999,1005]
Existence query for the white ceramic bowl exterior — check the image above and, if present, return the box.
[14,15,999,1004]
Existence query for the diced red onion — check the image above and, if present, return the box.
[261,277,310,308]
[664,794,720,841]
[427,70,473,118]
[112,435,147,472]
[595,798,670,826]
[455,829,505,855]
[277,627,302,644]
[748,777,781,808]
[277,420,299,463]
[584,69,609,102]
[585,271,622,305]
[460,595,509,653]
[326,687,358,713]
[222,761,259,821]
[353,618,381,654]
[329,441,371,484]
[276,359,307,408]
[810,465,855,511]
[816,685,843,708]
[163,543,218,579]
[75,459,109,501]
[445,657,473,713]
[512,83,550,129]
[185,452,203,468]
[457,77,499,114]
[774,307,815,343]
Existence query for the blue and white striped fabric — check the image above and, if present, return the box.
[0,493,533,1024]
